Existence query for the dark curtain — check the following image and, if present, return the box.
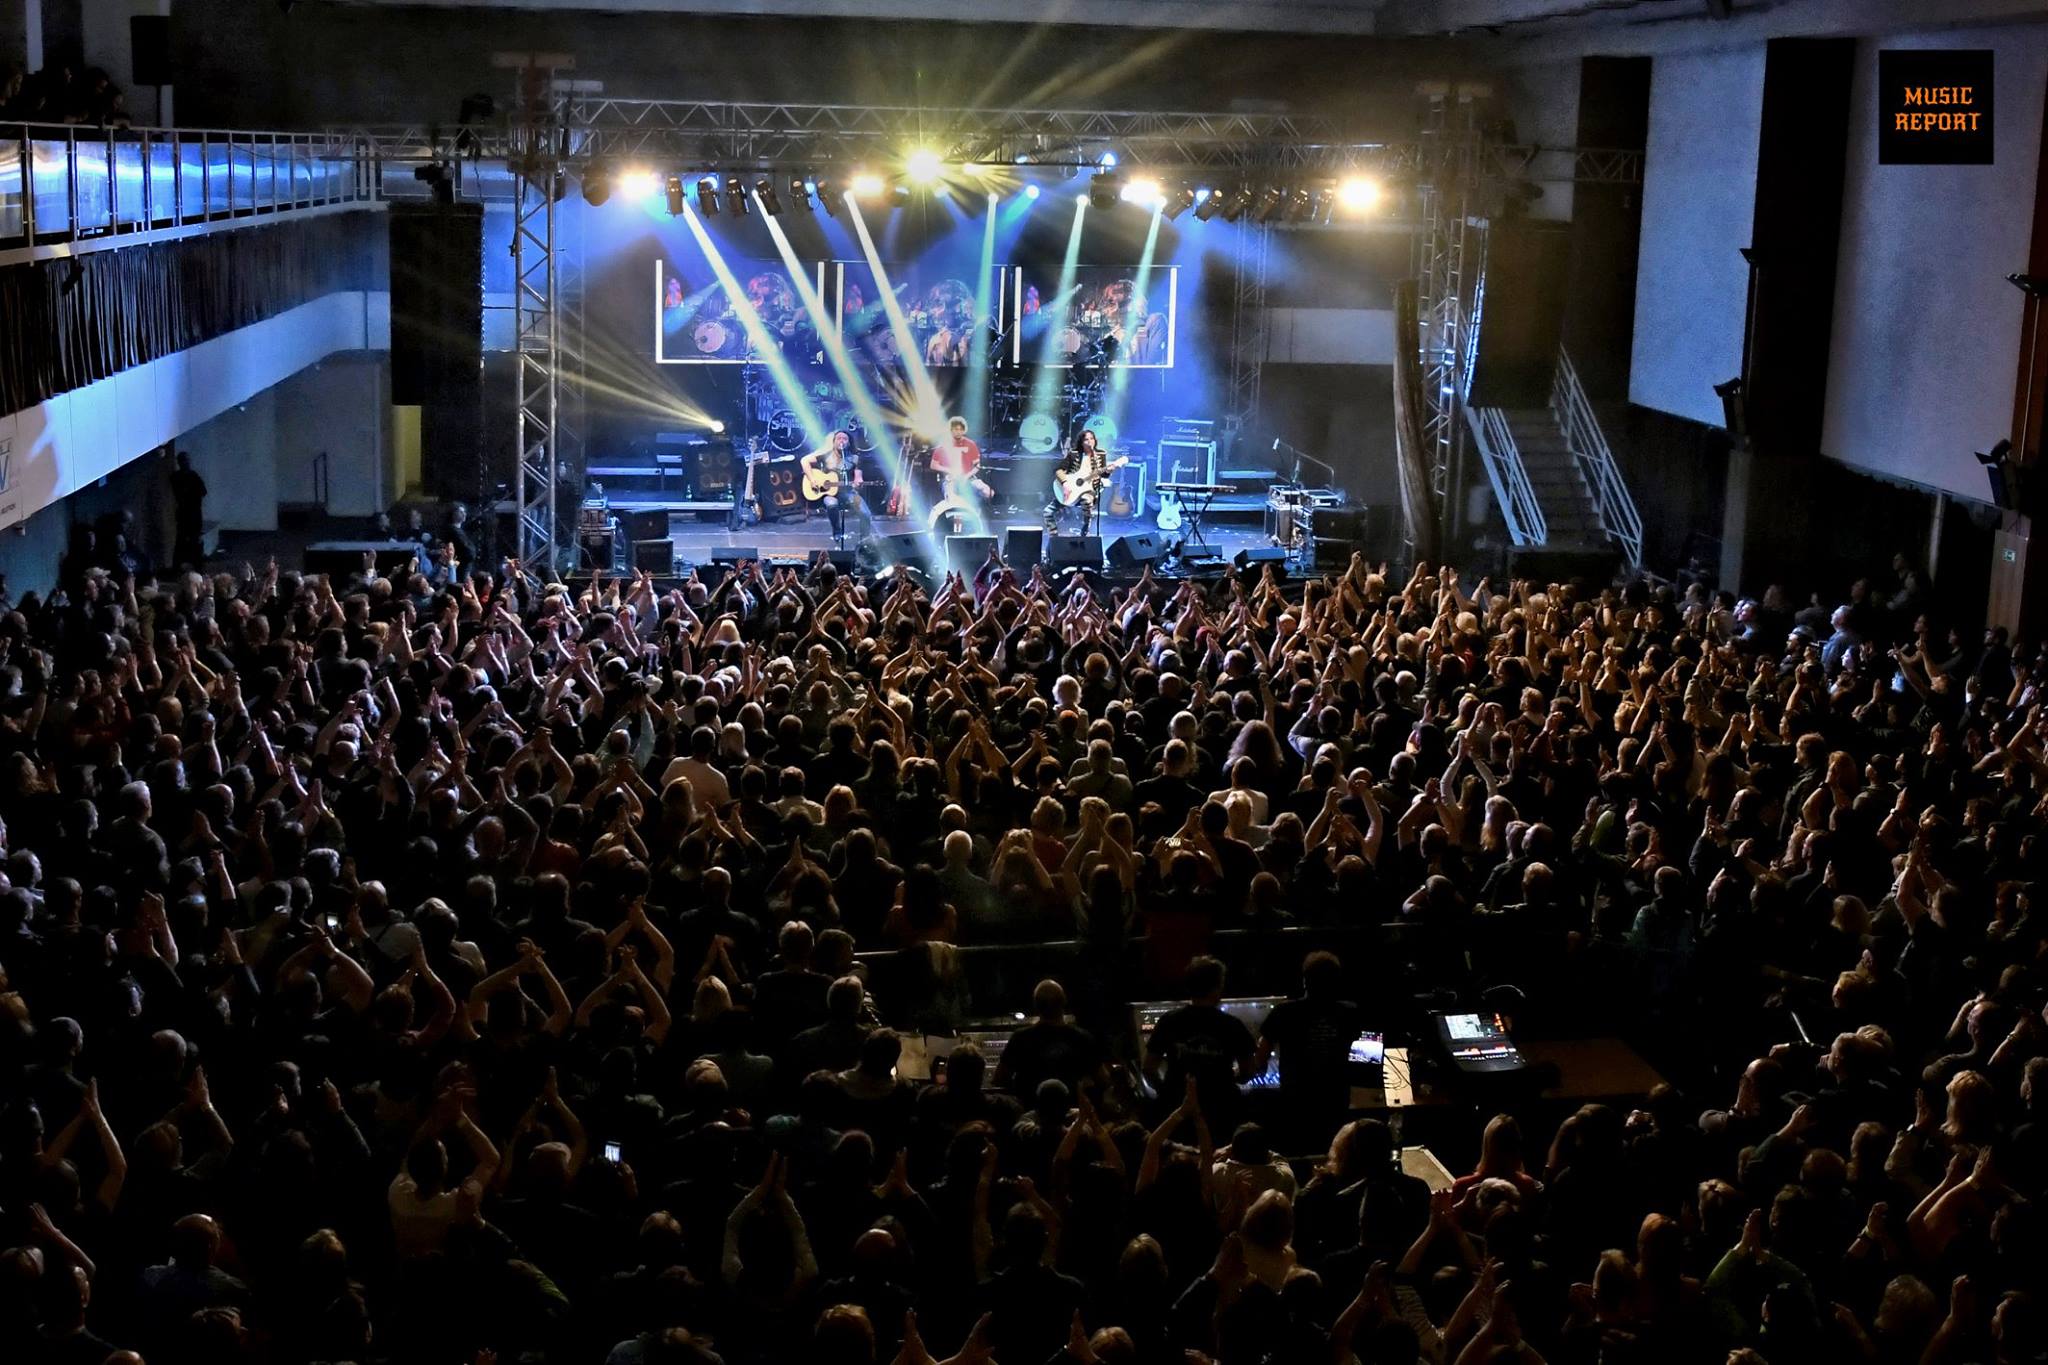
[0,211,384,414]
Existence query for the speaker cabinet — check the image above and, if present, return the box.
[632,539,675,573]
[1004,525,1044,572]
[1106,532,1167,567]
[1047,535,1102,571]
[946,534,998,574]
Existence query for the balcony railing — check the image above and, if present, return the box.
[0,123,377,256]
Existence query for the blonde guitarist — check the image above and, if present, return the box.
[800,430,864,543]
[1043,428,1128,536]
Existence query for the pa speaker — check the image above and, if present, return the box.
[1004,525,1044,572]
[1106,532,1166,568]
[620,510,669,543]
[946,534,997,574]
[130,16,172,86]
[711,546,759,564]
[389,202,485,501]
[1047,534,1102,571]
[870,533,929,570]
[632,539,675,573]
[1465,222,1571,408]
[1233,546,1288,570]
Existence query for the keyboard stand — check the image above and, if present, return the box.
[1179,486,1222,552]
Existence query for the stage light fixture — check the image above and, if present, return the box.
[1254,187,1287,223]
[906,148,943,184]
[619,168,661,201]
[664,176,686,216]
[1120,176,1164,209]
[728,174,751,215]
[581,158,611,206]
[710,420,727,434]
[1162,184,1197,219]
[696,177,721,214]
[1285,188,1317,223]
[850,172,886,198]
[1023,183,1041,200]
[791,177,813,211]
[816,178,842,215]
[1089,172,1122,211]
[1098,151,1118,168]
[1337,175,1382,213]
[1192,187,1225,222]
[1219,186,1254,222]
[755,177,783,215]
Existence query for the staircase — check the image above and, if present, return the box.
[1493,408,1605,547]
[1466,346,1643,570]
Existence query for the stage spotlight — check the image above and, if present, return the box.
[1120,176,1164,209]
[791,177,813,211]
[1089,172,1122,210]
[1023,183,1041,200]
[412,162,454,206]
[710,420,727,434]
[728,174,751,215]
[1193,187,1225,222]
[1285,188,1316,223]
[619,168,661,201]
[1219,186,1254,222]
[1162,184,1197,219]
[1337,175,1382,213]
[1098,151,1118,169]
[815,178,842,215]
[755,177,783,215]
[907,148,943,184]
[581,158,611,206]
[696,177,720,215]
[850,172,886,198]
[1254,187,1287,223]
[665,175,686,216]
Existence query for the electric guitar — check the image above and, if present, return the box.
[733,439,768,528]
[1155,488,1184,532]
[1052,455,1131,507]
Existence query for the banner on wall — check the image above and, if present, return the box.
[0,405,68,533]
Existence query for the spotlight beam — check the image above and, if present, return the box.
[1025,196,1089,432]
[1105,206,1163,429]
[677,203,828,449]
[960,192,1000,459]
[756,212,913,520]
[844,198,950,443]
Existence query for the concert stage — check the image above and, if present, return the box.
[654,507,1297,576]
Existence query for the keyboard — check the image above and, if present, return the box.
[1156,482,1238,494]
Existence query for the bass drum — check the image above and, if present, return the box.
[1080,413,1119,452]
[1057,326,1086,357]
[764,410,806,454]
[1018,412,1060,455]
[693,320,731,355]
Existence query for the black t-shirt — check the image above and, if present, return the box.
[1260,996,1365,1106]
[997,1020,1104,1096]
[1147,1003,1255,1098]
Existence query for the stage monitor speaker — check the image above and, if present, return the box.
[711,546,759,564]
[620,510,669,543]
[824,548,858,574]
[1106,532,1167,568]
[870,533,930,570]
[1465,222,1571,409]
[758,459,802,519]
[632,539,675,573]
[1004,525,1044,571]
[1234,546,1288,569]
[130,16,172,86]
[1047,534,1102,571]
[947,534,997,574]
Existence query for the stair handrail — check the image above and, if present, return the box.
[1551,345,1642,571]
[1466,404,1546,547]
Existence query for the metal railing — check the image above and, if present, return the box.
[1467,403,1546,547]
[0,122,376,255]
[1550,345,1642,571]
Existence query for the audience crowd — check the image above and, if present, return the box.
[1,63,130,127]
[0,539,2042,1365]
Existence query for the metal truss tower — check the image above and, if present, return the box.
[1227,222,1274,441]
[509,60,570,574]
[1411,88,1483,546]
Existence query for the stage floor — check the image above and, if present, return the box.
[657,506,1289,571]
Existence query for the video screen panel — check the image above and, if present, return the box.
[654,257,829,365]
[836,262,1006,370]
[1011,264,1177,369]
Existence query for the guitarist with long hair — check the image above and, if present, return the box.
[800,430,863,544]
[1044,428,1128,536]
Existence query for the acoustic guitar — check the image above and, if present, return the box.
[801,462,843,502]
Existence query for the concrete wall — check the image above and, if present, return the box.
[1628,44,1766,431]
[1505,59,1581,224]
[1822,23,2048,501]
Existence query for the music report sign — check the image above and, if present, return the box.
[1879,49,1993,165]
